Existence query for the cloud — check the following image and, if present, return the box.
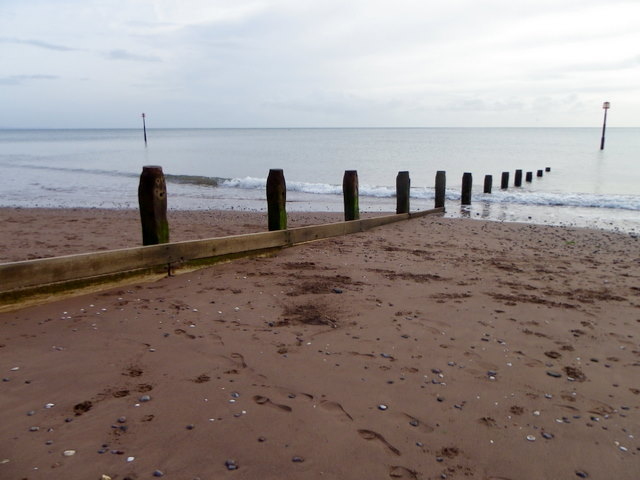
[0,37,78,51]
[0,74,59,85]
[104,49,162,62]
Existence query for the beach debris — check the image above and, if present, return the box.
[526,435,536,442]
[378,404,388,411]
[225,459,239,470]
[10,367,19,371]
[62,450,76,457]
[101,475,112,480]
[127,456,135,462]
[44,403,55,408]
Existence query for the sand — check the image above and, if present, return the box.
[1,208,639,480]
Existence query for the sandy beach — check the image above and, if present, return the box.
[1,208,639,480]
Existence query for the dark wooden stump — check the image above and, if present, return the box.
[461,172,472,205]
[514,169,523,187]
[526,171,533,182]
[343,170,360,221]
[537,169,543,177]
[396,171,410,214]
[266,169,287,231]
[545,167,551,172]
[501,171,509,189]
[483,175,492,194]
[435,171,446,209]
[138,165,169,245]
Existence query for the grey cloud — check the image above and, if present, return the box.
[0,37,78,51]
[0,74,59,85]
[443,97,526,112]
[104,49,162,62]
[566,55,640,72]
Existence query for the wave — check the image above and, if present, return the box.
[3,162,638,212]
[214,177,639,211]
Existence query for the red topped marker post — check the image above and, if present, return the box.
[600,102,610,150]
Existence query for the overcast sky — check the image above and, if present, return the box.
[1,0,638,128]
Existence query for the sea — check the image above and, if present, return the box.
[0,128,638,234]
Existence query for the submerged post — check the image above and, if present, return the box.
[484,175,492,194]
[266,169,287,231]
[545,167,551,172]
[396,171,410,214]
[514,169,523,187]
[435,170,446,209]
[526,171,533,182]
[461,172,472,205]
[138,165,169,245]
[343,170,360,221]
[537,169,543,177]
[501,172,509,189]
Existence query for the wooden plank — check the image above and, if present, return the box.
[0,230,289,291]
[360,213,408,229]
[1,208,445,295]
[409,207,444,218]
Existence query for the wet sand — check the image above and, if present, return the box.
[1,208,639,479]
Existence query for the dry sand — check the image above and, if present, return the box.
[1,208,639,480]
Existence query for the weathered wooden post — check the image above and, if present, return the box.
[545,167,551,172]
[514,169,523,187]
[461,172,472,205]
[138,165,169,245]
[343,170,360,221]
[501,172,509,189]
[537,169,543,177]
[396,171,410,214]
[435,170,446,209]
[483,175,492,194]
[266,169,287,231]
[526,171,533,182]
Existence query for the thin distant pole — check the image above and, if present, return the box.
[142,113,148,147]
[600,102,610,150]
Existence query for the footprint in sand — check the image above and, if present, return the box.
[399,412,435,433]
[319,400,353,421]
[252,395,292,412]
[389,465,418,479]
[358,429,401,456]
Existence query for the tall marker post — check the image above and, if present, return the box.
[600,102,610,150]
[142,113,148,147]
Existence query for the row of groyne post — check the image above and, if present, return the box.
[138,165,551,245]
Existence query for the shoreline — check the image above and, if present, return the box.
[0,208,638,479]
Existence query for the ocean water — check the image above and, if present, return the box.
[0,128,638,233]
